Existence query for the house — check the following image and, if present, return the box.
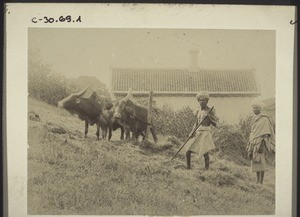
[110,51,261,124]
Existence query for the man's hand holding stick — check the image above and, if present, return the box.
[170,106,214,161]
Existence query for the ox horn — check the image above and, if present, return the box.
[76,88,88,97]
[124,88,133,101]
[109,90,117,101]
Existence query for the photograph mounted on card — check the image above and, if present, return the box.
[4,3,296,217]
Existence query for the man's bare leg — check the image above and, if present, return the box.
[204,153,210,170]
[186,151,192,169]
[260,171,265,184]
[256,172,260,183]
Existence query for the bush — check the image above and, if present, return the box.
[213,124,249,166]
[28,71,74,105]
[152,104,195,139]
[28,49,75,105]
[238,114,253,141]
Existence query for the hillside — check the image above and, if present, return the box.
[28,98,275,215]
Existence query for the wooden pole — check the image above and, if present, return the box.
[145,91,153,139]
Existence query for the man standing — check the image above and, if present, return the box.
[185,91,218,170]
[246,98,275,184]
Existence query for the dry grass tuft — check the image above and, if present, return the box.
[139,139,173,154]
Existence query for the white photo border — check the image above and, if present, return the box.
[4,3,296,217]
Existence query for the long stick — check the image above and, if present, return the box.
[170,106,214,161]
[145,91,153,139]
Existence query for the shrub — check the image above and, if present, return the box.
[28,49,75,105]
[29,71,73,105]
[213,124,249,166]
[152,104,195,139]
[238,114,253,141]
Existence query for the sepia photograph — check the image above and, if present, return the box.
[27,28,276,215]
[4,3,296,217]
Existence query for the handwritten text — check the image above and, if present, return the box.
[31,15,82,24]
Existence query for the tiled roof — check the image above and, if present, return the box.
[111,67,260,96]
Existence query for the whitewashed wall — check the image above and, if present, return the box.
[120,95,258,124]
[152,96,255,124]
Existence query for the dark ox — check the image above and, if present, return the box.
[98,108,130,141]
[57,89,113,140]
[113,98,158,142]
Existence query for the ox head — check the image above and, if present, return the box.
[57,88,87,111]
[58,88,106,121]
[90,91,113,110]
[113,99,135,126]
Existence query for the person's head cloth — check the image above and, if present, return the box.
[196,91,209,101]
[251,97,265,109]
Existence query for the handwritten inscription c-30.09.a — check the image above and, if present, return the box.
[31,15,82,24]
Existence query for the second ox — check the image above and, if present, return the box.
[99,107,130,141]
[113,96,158,142]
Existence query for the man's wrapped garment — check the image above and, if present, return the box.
[185,109,217,156]
[185,126,215,156]
[246,114,275,172]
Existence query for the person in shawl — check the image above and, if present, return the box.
[185,91,218,170]
[246,97,275,184]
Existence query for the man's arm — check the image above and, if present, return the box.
[208,108,218,127]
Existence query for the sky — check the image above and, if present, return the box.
[28,28,275,98]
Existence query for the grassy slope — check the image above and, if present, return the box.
[28,98,275,215]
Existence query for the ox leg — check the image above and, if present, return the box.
[150,126,158,143]
[135,132,139,141]
[126,131,131,139]
[141,132,146,140]
[132,131,138,142]
[102,127,107,140]
[120,127,125,140]
[108,127,112,141]
[84,120,89,138]
[124,129,130,140]
[96,124,100,140]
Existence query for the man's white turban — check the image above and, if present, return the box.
[196,91,210,100]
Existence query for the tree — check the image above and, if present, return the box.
[28,49,72,105]
[28,49,110,105]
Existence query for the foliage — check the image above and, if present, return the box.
[213,124,249,166]
[152,104,196,139]
[28,49,109,105]
[238,114,253,141]
[28,49,71,105]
